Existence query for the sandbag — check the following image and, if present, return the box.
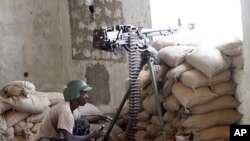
[34,91,64,106]
[172,82,217,108]
[0,102,12,115]
[31,122,41,133]
[138,67,151,89]
[186,48,231,78]
[164,123,176,135]
[97,104,116,115]
[183,110,242,130]
[5,111,30,127]
[143,94,164,115]
[4,126,14,141]
[163,111,177,123]
[0,115,7,132]
[12,135,26,141]
[3,94,50,114]
[163,95,181,111]
[189,96,240,114]
[135,130,146,141]
[210,80,237,96]
[145,124,159,139]
[180,69,231,88]
[151,36,179,51]
[0,90,8,99]
[78,103,103,116]
[192,126,229,141]
[151,115,160,126]
[14,120,33,135]
[138,111,150,122]
[232,54,244,69]
[2,81,35,97]
[166,62,193,79]
[154,135,175,141]
[215,38,242,56]
[136,122,148,130]
[26,107,51,123]
[157,46,195,67]
[163,78,175,96]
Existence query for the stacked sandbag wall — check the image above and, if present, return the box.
[0,81,64,141]
[118,37,243,141]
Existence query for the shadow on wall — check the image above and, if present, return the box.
[85,63,110,105]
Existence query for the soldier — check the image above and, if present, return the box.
[35,80,104,141]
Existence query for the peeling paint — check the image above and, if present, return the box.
[86,63,110,105]
[104,7,112,18]
[68,0,125,61]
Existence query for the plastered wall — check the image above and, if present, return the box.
[0,0,151,107]
[237,0,250,124]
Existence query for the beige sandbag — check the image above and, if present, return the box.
[138,67,151,89]
[0,115,7,132]
[163,95,181,111]
[138,65,169,89]
[4,126,14,141]
[143,83,154,96]
[31,122,41,133]
[136,122,148,130]
[163,111,177,123]
[3,94,50,114]
[163,78,175,97]
[12,135,26,141]
[145,124,159,139]
[186,48,231,78]
[26,107,51,123]
[154,135,175,141]
[192,126,229,141]
[34,91,64,106]
[232,69,243,84]
[138,111,150,121]
[210,80,237,96]
[166,62,193,79]
[215,38,242,56]
[172,82,217,108]
[151,115,159,126]
[5,111,30,127]
[183,110,242,130]
[0,90,8,99]
[97,104,116,115]
[143,94,164,115]
[189,96,240,114]
[0,102,12,115]
[78,103,103,116]
[135,130,146,141]
[157,46,195,67]
[165,123,176,135]
[180,69,231,88]
[151,36,179,51]
[232,54,244,69]
[14,120,33,135]
[2,81,35,97]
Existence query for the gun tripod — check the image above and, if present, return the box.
[104,49,167,141]
[92,25,179,141]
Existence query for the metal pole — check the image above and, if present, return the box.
[147,60,167,141]
[104,89,130,141]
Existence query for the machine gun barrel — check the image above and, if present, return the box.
[141,28,177,36]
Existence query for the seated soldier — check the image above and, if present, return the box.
[34,80,104,141]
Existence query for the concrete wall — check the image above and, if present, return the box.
[238,0,250,124]
[0,0,151,107]
[0,0,63,91]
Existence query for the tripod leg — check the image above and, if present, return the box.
[104,89,130,141]
[147,61,167,141]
